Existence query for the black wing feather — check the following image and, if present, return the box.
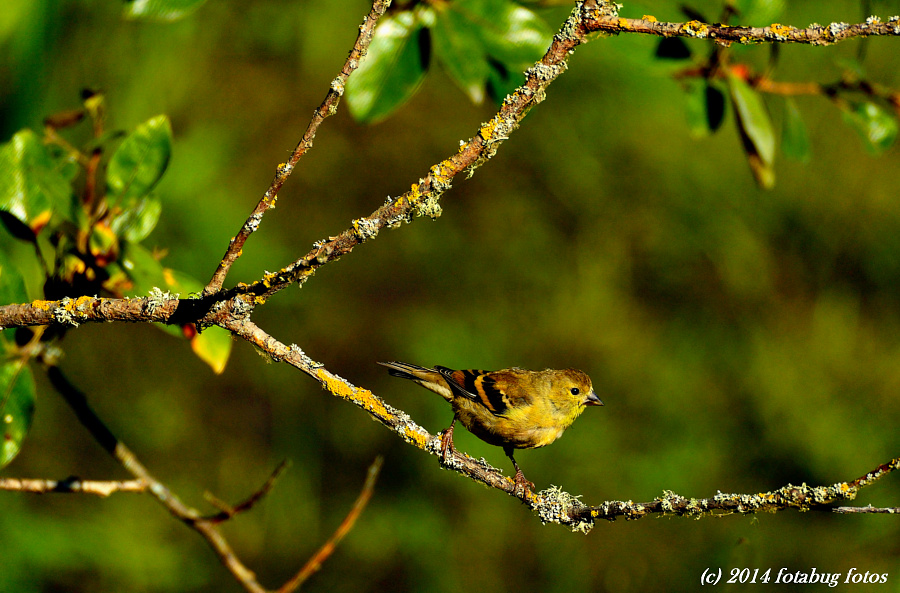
[435,366,508,415]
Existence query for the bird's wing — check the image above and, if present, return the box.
[434,366,511,416]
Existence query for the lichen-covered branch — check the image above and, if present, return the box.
[546,457,900,532]
[587,13,900,46]
[4,2,899,334]
[237,1,623,304]
[221,315,900,533]
[220,317,534,497]
[203,0,393,296]
[0,294,181,329]
[0,290,253,330]
[216,6,900,306]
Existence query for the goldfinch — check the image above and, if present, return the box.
[378,361,603,494]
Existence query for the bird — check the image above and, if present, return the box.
[378,361,603,495]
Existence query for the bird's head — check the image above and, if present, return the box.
[556,369,604,410]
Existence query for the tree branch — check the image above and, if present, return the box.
[203,460,291,524]
[216,315,900,532]
[562,457,900,529]
[0,477,147,496]
[4,2,897,534]
[44,364,269,593]
[6,4,899,334]
[191,1,617,310]
[586,14,900,46]
[202,0,393,296]
[44,357,381,593]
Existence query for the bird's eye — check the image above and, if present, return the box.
[570,387,580,396]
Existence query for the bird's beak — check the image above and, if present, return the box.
[585,390,604,406]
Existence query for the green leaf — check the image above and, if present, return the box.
[107,115,172,207]
[346,11,431,124]
[433,6,491,104]
[110,195,162,243]
[841,101,898,155]
[161,267,201,296]
[0,129,73,230]
[123,0,208,21]
[728,72,776,188]
[683,81,709,137]
[433,0,550,105]
[781,97,810,163]
[477,0,551,71]
[0,358,35,468]
[728,73,775,165]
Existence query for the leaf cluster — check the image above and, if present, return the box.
[0,94,231,469]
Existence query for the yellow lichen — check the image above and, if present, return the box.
[479,117,501,142]
[682,20,709,38]
[769,23,795,39]
[317,369,390,419]
[32,300,54,311]
[74,295,96,310]
[402,426,429,449]
[407,183,423,204]
[642,15,658,22]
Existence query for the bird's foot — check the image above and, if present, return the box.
[512,469,535,499]
[439,421,456,466]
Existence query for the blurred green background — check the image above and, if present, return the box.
[2,0,900,591]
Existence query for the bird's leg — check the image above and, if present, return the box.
[439,417,457,465]
[504,447,535,497]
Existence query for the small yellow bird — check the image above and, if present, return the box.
[378,361,603,494]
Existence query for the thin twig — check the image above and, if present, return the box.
[0,477,147,496]
[832,505,900,514]
[45,364,267,593]
[203,0,393,296]
[204,460,291,523]
[278,456,384,593]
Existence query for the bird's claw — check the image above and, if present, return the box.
[439,423,456,466]
[512,469,535,498]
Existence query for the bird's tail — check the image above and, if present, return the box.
[377,361,454,401]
